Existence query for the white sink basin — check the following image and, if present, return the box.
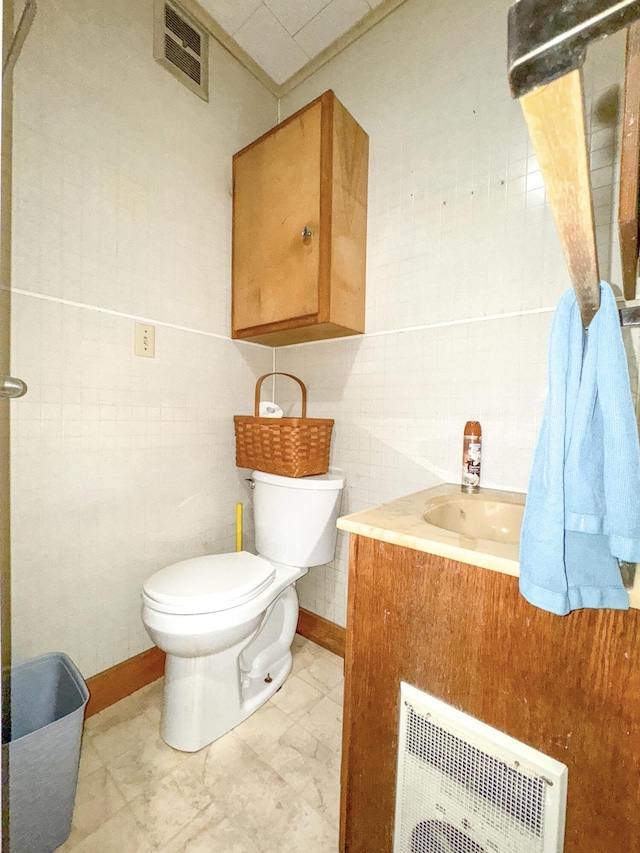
[423,488,525,545]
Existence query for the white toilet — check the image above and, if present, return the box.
[141,469,344,752]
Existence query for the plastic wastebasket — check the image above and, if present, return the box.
[2,652,90,853]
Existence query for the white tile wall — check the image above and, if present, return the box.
[9,0,276,676]
[10,296,272,675]
[11,5,275,336]
[276,0,636,626]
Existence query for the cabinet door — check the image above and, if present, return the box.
[233,100,323,334]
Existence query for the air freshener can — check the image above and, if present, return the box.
[462,421,482,492]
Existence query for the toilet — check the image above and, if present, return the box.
[141,469,345,752]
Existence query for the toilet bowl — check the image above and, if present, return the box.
[141,469,344,752]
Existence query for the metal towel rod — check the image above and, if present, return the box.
[620,304,640,327]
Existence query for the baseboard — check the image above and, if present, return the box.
[85,646,166,718]
[296,607,346,658]
[85,611,343,718]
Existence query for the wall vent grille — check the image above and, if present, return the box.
[164,33,201,85]
[165,5,201,56]
[394,682,568,853]
[154,0,208,101]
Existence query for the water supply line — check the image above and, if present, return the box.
[235,502,243,552]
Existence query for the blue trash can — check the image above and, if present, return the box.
[2,652,90,853]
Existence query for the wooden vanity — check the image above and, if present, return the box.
[337,486,640,853]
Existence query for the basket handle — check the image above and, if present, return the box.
[254,373,307,418]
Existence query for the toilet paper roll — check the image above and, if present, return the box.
[259,401,283,418]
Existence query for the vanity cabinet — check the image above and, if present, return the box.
[340,534,640,853]
[232,90,368,347]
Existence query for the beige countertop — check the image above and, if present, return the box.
[337,483,640,610]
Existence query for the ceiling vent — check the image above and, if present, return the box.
[154,0,209,101]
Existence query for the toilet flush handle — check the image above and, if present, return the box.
[245,478,255,489]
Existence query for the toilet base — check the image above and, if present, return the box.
[160,585,299,752]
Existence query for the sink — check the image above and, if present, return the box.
[423,488,525,544]
[337,483,528,576]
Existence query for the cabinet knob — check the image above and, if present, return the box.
[301,226,312,239]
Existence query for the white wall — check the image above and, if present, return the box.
[276,0,640,626]
[9,0,276,676]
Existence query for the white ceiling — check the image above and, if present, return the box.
[196,0,392,87]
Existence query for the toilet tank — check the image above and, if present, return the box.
[252,470,345,568]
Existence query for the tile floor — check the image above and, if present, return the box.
[59,636,344,852]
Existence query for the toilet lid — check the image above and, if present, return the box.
[142,552,275,615]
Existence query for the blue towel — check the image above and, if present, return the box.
[519,281,640,615]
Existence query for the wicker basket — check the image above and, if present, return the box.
[234,373,334,477]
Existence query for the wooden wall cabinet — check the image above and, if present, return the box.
[232,90,369,347]
[340,535,640,853]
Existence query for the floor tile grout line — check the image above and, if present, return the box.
[69,637,344,851]
[230,682,343,822]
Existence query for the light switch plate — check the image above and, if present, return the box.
[135,323,155,358]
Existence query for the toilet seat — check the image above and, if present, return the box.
[142,552,275,615]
